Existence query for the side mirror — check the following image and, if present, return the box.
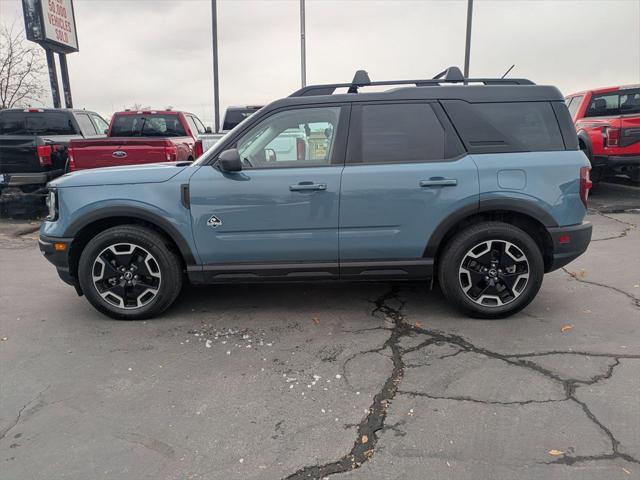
[204,126,213,134]
[104,129,109,134]
[218,148,242,172]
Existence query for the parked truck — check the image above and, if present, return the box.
[0,108,108,193]
[67,110,207,171]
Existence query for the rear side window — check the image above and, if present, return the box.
[585,93,619,117]
[111,114,186,137]
[350,103,446,164]
[442,101,565,153]
[0,111,77,135]
[620,89,640,115]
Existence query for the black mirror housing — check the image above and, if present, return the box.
[204,126,213,133]
[218,148,242,172]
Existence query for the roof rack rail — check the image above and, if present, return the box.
[289,66,534,97]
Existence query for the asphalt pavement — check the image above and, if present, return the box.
[1,182,639,480]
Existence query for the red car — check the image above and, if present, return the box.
[67,110,209,171]
[565,85,640,183]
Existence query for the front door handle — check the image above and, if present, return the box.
[420,178,457,187]
[289,182,327,192]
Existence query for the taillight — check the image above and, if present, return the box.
[193,140,203,159]
[296,138,305,161]
[37,145,52,166]
[605,127,620,147]
[580,166,592,209]
[164,143,178,162]
[67,146,76,171]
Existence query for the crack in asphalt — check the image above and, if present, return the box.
[563,267,640,308]
[283,285,639,478]
[591,211,637,242]
[0,385,50,443]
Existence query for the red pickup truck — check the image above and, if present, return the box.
[565,85,640,183]
[67,110,208,171]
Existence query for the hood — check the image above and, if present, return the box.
[49,162,191,188]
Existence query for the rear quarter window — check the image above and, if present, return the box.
[442,101,565,153]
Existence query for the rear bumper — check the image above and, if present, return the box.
[546,222,592,272]
[38,234,78,288]
[593,155,640,168]
[0,170,63,188]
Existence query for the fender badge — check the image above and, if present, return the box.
[207,215,222,228]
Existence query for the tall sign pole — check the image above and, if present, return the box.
[211,0,220,133]
[463,0,473,78]
[22,0,79,108]
[300,0,306,87]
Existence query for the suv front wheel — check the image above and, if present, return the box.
[78,225,183,320]
[438,222,544,319]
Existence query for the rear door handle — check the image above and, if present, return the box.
[289,182,327,191]
[420,178,457,187]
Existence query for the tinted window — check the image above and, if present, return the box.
[0,111,78,135]
[585,93,619,117]
[76,113,98,135]
[354,103,445,164]
[223,107,261,131]
[111,114,186,137]
[620,90,640,115]
[91,114,109,133]
[236,106,340,168]
[443,101,565,152]
[566,95,583,119]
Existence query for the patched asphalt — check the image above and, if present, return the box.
[1,184,639,480]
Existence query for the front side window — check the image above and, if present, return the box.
[91,114,109,134]
[566,95,583,119]
[585,93,620,117]
[236,106,340,168]
[354,103,445,164]
[76,113,98,135]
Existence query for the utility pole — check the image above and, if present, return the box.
[211,0,220,132]
[300,0,306,87]
[463,0,473,78]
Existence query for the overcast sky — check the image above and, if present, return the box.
[1,0,639,126]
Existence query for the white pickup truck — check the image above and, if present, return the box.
[199,105,262,151]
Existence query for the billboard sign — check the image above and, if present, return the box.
[23,0,79,53]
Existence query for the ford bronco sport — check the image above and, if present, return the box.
[39,67,592,320]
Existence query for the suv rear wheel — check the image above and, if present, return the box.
[78,225,183,320]
[438,222,544,319]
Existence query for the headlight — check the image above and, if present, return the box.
[45,189,58,221]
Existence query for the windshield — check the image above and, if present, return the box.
[110,114,186,137]
[0,111,78,135]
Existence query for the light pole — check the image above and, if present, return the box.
[300,0,306,87]
[211,0,220,132]
[463,0,473,78]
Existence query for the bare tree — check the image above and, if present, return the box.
[0,23,47,109]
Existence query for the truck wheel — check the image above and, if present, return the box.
[437,222,544,319]
[78,225,183,320]
[579,140,602,184]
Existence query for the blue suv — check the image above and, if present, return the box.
[39,67,593,320]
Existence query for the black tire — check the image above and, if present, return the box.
[437,222,544,319]
[78,225,183,320]
[579,139,603,184]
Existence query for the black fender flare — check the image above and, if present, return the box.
[65,206,197,266]
[576,130,593,161]
[423,198,557,258]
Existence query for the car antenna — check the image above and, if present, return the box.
[501,64,515,79]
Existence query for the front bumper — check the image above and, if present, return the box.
[38,234,79,289]
[546,222,592,272]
